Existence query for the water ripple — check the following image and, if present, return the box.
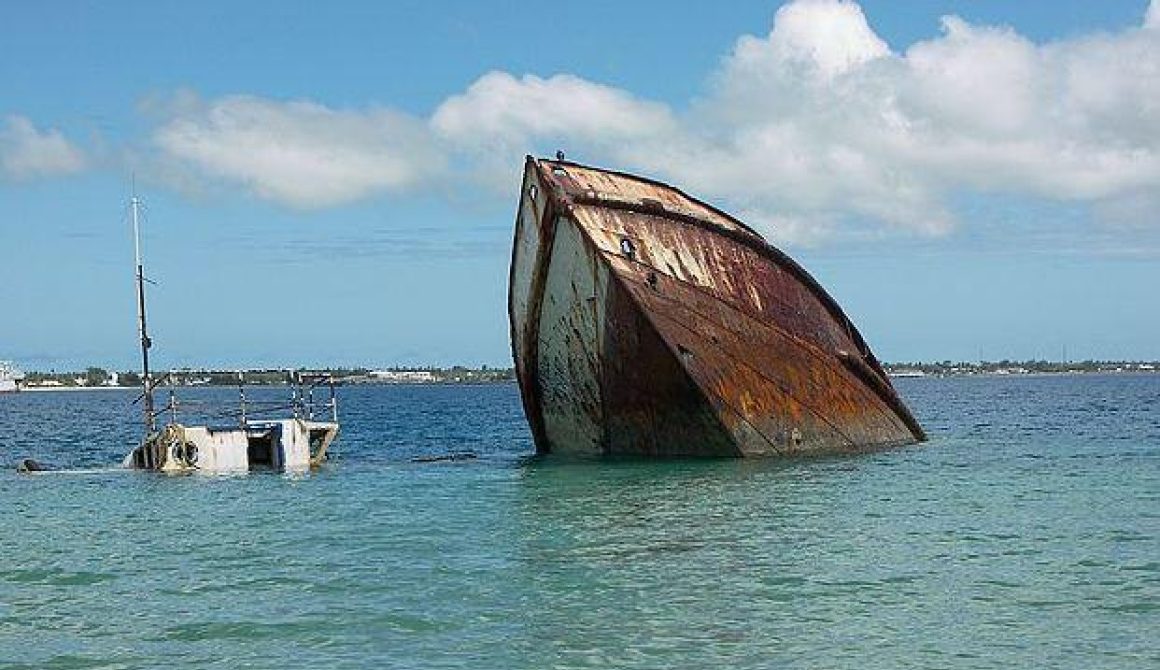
[0,378,1157,668]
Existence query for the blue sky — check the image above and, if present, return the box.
[2,0,1158,370]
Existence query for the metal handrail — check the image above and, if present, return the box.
[141,370,339,430]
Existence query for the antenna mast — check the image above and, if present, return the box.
[132,194,155,434]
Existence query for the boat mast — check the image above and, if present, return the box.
[132,194,155,434]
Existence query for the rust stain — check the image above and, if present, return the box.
[508,156,925,458]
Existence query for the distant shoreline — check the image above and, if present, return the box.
[10,359,1159,391]
[9,370,1157,393]
[15,379,521,392]
[884,362,1157,378]
[13,365,518,390]
[887,369,1159,379]
[20,386,133,392]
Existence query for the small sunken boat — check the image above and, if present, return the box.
[123,372,340,474]
[121,195,339,474]
[508,157,924,458]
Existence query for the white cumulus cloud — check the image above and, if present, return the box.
[0,115,86,179]
[430,71,676,190]
[404,0,1160,243]
[728,0,889,82]
[433,71,675,148]
[152,94,444,208]
[629,0,1160,242]
[144,1,1160,242]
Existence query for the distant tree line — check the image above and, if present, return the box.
[24,367,126,387]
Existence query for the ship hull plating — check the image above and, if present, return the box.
[509,158,925,458]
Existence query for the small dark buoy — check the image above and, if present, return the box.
[16,458,50,473]
[556,150,565,161]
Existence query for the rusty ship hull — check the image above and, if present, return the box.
[509,157,925,458]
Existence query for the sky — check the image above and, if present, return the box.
[2,0,1158,370]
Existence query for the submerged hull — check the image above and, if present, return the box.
[509,157,924,458]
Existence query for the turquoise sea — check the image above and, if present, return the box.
[1,375,1157,669]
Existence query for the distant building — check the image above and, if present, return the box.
[370,369,437,383]
[0,361,23,393]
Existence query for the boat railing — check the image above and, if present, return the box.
[143,371,339,430]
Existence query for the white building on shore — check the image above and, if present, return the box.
[369,369,437,383]
[1,362,24,393]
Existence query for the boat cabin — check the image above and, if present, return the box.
[125,373,340,474]
[127,417,338,473]
[124,368,338,472]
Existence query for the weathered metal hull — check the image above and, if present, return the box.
[509,157,925,458]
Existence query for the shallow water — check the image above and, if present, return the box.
[0,376,1156,668]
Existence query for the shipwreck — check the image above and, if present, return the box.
[509,157,924,458]
[121,195,339,474]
